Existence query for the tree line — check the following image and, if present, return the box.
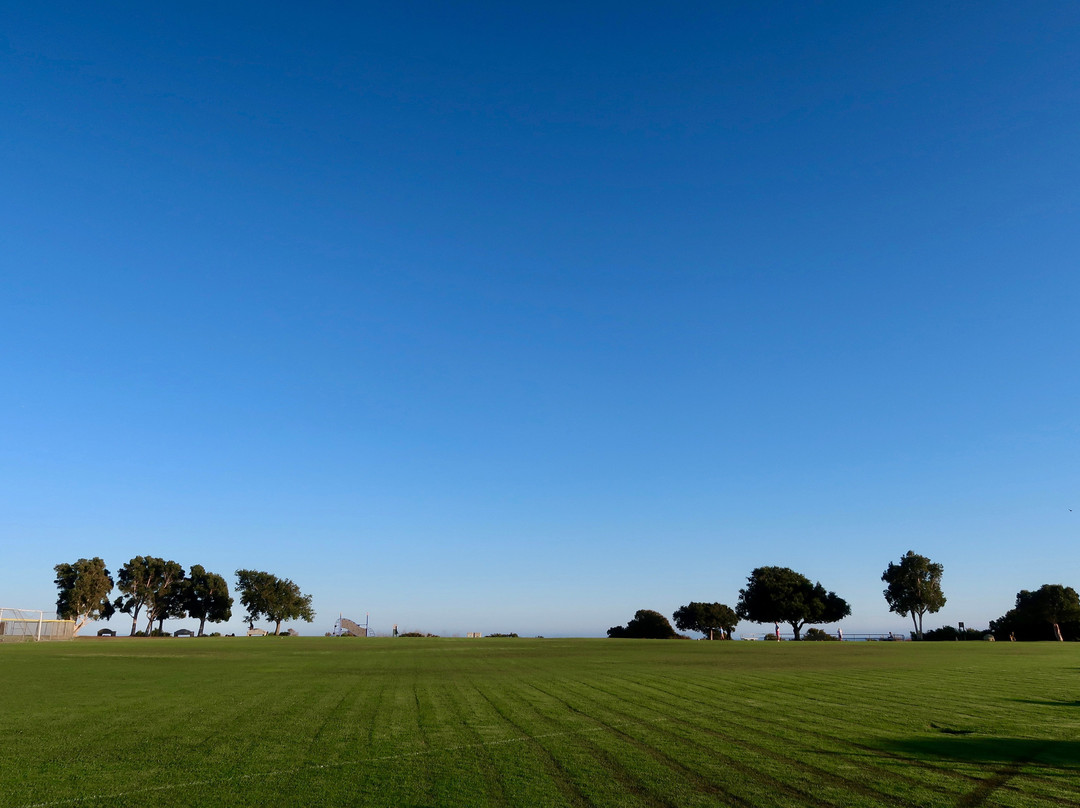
[53,557,315,636]
[608,564,853,640]
[608,551,1080,641]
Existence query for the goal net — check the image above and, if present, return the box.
[0,608,76,642]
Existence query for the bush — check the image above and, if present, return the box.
[398,632,439,638]
[803,628,839,641]
[920,626,988,641]
[486,633,518,638]
[607,609,679,639]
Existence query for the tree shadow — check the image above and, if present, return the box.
[1010,698,1080,708]
[881,737,1080,771]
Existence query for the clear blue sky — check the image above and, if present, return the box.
[3,3,1078,637]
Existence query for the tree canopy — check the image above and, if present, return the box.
[736,566,850,640]
[990,584,1080,641]
[144,558,186,633]
[881,551,946,639]
[114,555,157,636]
[672,602,739,639]
[607,609,679,639]
[184,565,233,636]
[235,569,315,635]
[54,557,115,634]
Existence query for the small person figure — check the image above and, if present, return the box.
[774,622,780,641]
[837,627,843,641]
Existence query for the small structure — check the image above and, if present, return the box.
[97,628,116,637]
[466,632,482,638]
[174,629,195,638]
[333,616,368,637]
[247,628,268,637]
[0,608,76,642]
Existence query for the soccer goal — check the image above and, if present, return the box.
[0,608,76,642]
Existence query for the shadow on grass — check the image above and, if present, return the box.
[1011,698,1080,708]
[881,737,1080,770]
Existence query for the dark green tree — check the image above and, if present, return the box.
[990,585,1080,641]
[881,551,946,639]
[736,566,850,640]
[114,555,157,636]
[235,569,315,635]
[144,559,186,634]
[672,602,739,639]
[607,609,679,639]
[184,565,233,636]
[54,557,115,635]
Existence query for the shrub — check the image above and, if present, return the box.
[486,633,518,638]
[920,626,989,641]
[607,609,679,639]
[803,627,839,641]
[398,632,439,638]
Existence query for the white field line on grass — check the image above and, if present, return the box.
[15,718,667,808]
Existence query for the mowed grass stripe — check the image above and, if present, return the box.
[517,679,742,808]
[527,677,809,808]
[652,653,1080,806]
[642,674,974,807]
[547,674,873,808]
[680,662,1080,802]
[631,669,994,806]
[472,677,675,807]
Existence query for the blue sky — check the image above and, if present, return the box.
[3,3,1078,637]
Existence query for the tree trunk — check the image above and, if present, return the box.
[274,620,282,635]
[911,612,920,639]
[1054,622,1064,641]
[790,622,802,640]
[198,616,207,637]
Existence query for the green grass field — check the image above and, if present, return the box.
[2,638,1078,807]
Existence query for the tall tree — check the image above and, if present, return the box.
[881,551,946,639]
[235,570,315,635]
[114,555,156,636]
[736,566,850,640]
[185,565,233,636]
[143,558,186,634]
[607,609,679,639]
[54,557,115,635]
[672,602,739,639]
[991,584,1080,641]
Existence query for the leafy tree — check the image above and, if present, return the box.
[736,566,851,640]
[235,569,315,635]
[115,556,157,636]
[54,557,115,634]
[881,551,946,639]
[990,584,1080,641]
[672,602,739,639]
[184,565,233,636]
[143,558,186,634]
[607,609,679,639]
